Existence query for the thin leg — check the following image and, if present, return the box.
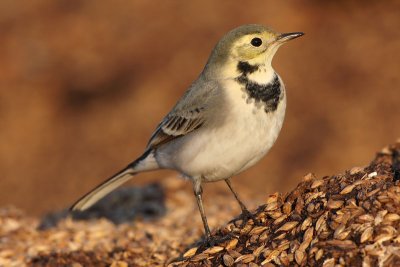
[225,178,249,213]
[193,180,212,240]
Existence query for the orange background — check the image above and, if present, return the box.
[1,1,399,215]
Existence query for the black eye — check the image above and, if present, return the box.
[251,37,262,47]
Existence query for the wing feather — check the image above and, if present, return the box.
[146,78,220,150]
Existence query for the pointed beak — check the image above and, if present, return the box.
[275,32,304,43]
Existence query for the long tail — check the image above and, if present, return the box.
[70,150,157,211]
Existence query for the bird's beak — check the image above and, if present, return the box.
[275,32,304,44]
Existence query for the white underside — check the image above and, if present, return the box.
[155,71,286,183]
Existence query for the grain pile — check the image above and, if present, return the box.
[1,141,399,266]
[0,179,245,266]
[178,141,400,266]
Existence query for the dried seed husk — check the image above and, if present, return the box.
[333,224,345,239]
[190,253,208,262]
[361,228,374,244]
[277,221,299,232]
[374,233,393,243]
[295,250,305,265]
[335,230,350,240]
[225,238,238,250]
[311,179,324,189]
[327,200,344,209]
[358,214,374,222]
[340,184,355,195]
[265,202,278,211]
[350,166,364,175]
[261,249,280,264]
[322,258,335,267]
[282,202,292,214]
[266,192,280,204]
[273,214,288,225]
[315,249,324,261]
[301,217,312,231]
[316,213,327,232]
[384,213,400,222]
[183,247,198,258]
[223,254,234,266]
[203,246,224,255]
[249,226,267,235]
[253,244,265,257]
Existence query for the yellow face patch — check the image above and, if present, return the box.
[232,32,278,61]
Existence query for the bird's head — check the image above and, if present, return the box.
[204,24,303,78]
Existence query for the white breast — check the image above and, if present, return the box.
[155,72,286,182]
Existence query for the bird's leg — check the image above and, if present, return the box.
[225,178,255,224]
[193,179,212,243]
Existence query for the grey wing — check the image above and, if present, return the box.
[146,78,220,150]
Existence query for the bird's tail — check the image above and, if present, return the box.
[70,150,158,212]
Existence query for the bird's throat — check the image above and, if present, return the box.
[235,61,282,113]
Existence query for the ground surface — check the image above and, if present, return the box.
[1,141,400,266]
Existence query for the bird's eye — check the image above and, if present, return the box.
[250,37,262,47]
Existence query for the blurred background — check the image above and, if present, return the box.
[0,1,399,215]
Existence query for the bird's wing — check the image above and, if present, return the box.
[146,78,220,150]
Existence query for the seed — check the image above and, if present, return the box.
[225,238,238,250]
[301,217,312,231]
[282,202,292,214]
[183,247,198,258]
[366,188,380,197]
[295,197,304,214]
[227,249,242,259]
[322,258,335,267]
[384,213,400,222]
[304,173,316,181]
[358,214,374,222]
[253,245,265,257]
[190,253,208,262]
[350,166,364,175]
[265,202,278,211]
[273,214,288,225]
[311,179,324,189]
[315,249,324,261]
[327,200,344,209]
[333,224,345,239]
[375,210,388,226]
[234,254,255,263]
[279,251,290,265]
[340,184,355,195]
[203,246,224,255]
[277,240,290,251]
[110,261,128,267]
[303,227,314,244]
[335,230,350,240]
[295,250,304,265]
[249,226,267,235]
[277,221,298,232]
[268,211,283,219]
[261,249,280,265]
[325,240,356,249]
[274,232,286,240]
[223,254,234,266]
[266,192,280,204]
[374,233,393,243]
[305,192,325,204]
[316,213,327,232]
[306,203,315,213]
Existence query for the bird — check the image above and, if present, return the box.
[70,24,303,242]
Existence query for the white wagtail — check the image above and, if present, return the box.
[71,24,303,241]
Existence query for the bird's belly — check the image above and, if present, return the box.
[158,87,286,182]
